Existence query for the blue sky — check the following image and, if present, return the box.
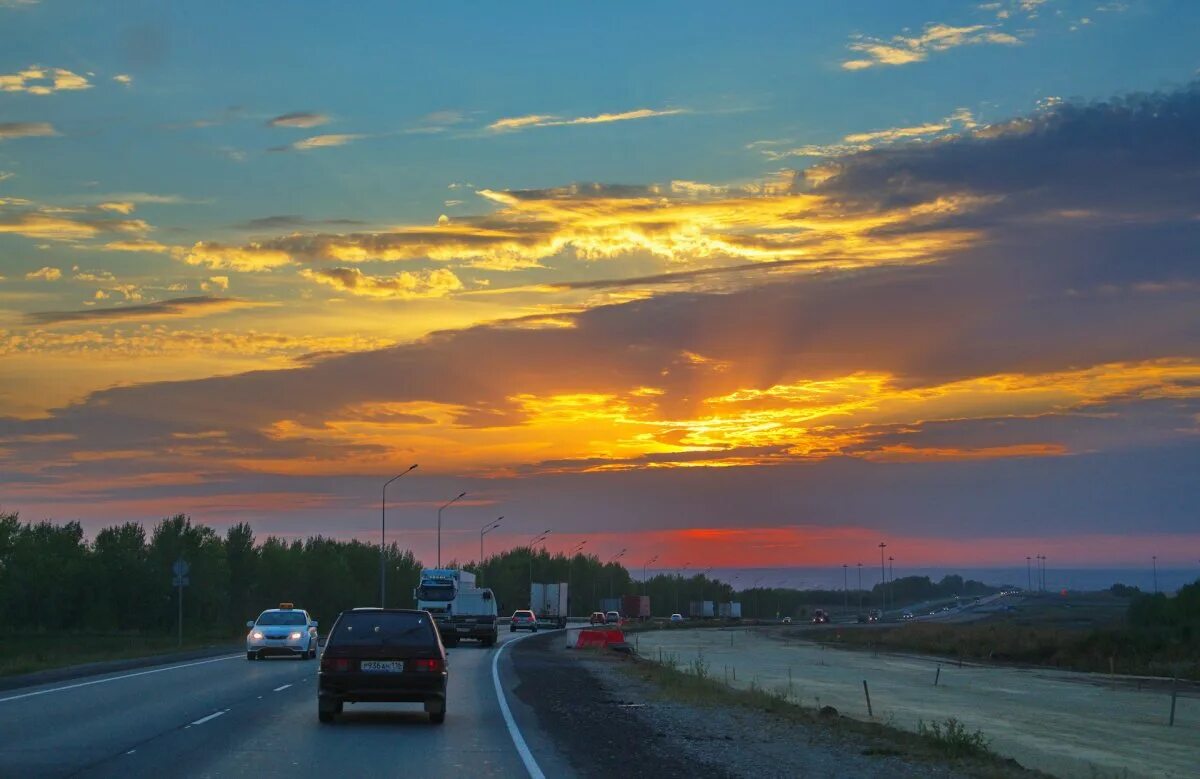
[2,1,1199,567]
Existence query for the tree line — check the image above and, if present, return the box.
[0,512,1004,636]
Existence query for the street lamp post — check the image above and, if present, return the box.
[1152,555,1158,594]
[436,491,467,568]
[380,465,418,607]
[607,548,627,601]
[479,516,503,563]
[1026,556,1031,592]
[642,555,658,596]
[676,561,691,614]
[843,564,848,611]
[567,540,587,617]
[888,556,894,608]
[857,563,863,613]
[878,542,887,615]
[528,530,550,607]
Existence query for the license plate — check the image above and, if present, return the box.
[360,660,404,673]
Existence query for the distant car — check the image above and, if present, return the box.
[246,603,318,660]
[867,610,880,623]
[811,609,829,624]
[856,614,868,624]
[589,611,607,625]
[604,610,621,624]
[510,609,538,632]
[782,616,792,624]
[318,608,447,724]
[669,613,684,622]
[902,611,914,620]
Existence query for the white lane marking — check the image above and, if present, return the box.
[0,654,242,704]
[125,750,136,755]
[493,629,566,779]
[273,684,292,692]
[190,709,229,726]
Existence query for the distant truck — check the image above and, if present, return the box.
[718,602,742,619]
[414,568,498,647]
[599,597,621,614]
[621,594,651,620]
[530,582,569,628]
[688,600,715,619]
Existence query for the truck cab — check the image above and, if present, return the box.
[415,568,498,647]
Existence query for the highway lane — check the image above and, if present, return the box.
[0,632,546,778]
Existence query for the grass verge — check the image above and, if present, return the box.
[0,632,239,677]
[793,621,1200,681]
[623,650,1045,778]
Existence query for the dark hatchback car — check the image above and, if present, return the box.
[318,608,449,724]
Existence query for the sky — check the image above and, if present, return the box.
[2,0,1199,570]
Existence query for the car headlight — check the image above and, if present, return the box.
[289,631,303,640]
[251,631,264,640]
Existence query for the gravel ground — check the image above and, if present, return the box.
[510,631,735,778]
[512,631,993,779]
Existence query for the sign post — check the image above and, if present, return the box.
[172,559,190,647]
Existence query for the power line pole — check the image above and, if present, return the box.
[1026,556,1031,592]
[842,563,848,611]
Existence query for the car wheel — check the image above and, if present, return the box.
[532,626,538,632]
[430,710,446,724]
[247,651,257,661]
[510,626,516,632]
[318,710,334,723]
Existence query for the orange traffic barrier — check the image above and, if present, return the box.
[574,628,625,648]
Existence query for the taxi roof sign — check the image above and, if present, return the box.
[279,602,294,610]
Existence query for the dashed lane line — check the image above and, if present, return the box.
[189,709,230,726]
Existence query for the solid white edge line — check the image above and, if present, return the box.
[190,708,229,726]
[492,630,551,779]
[0,654,243,704]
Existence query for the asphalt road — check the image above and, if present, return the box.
[0,631,549,779]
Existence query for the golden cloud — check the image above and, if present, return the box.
[843,22,1021,70]
[0,66,90,95]
[0,122,57,140]
[487,107,685,132]
[24,266,62,281]
[290,133,363,150]
[299,267,464,299]
[169,180,988,281]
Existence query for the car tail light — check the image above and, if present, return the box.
[411,657,443,673]
[320,656,352,672]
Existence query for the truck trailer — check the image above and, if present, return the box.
[621,594,651,620]
[530,582,569,628]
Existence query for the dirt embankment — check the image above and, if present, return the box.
[510,631,1034,778]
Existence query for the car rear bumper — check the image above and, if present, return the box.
[319,673,447,703]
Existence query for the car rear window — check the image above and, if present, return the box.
[329,612,437,646]
[514,610,533,618]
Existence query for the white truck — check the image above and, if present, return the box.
[414,568,498,647]
[530,582,569,629]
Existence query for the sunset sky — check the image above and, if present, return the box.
[2,1,1199,569]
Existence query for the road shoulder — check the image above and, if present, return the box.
[0,643,241,692]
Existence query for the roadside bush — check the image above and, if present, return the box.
[917,718,990,757]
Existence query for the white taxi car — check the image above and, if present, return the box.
[246,603,318,660]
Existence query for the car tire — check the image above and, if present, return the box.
[247,651,257,661]
[510,626,516,632]
[532,626,538,632]
[430,710,446,724]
